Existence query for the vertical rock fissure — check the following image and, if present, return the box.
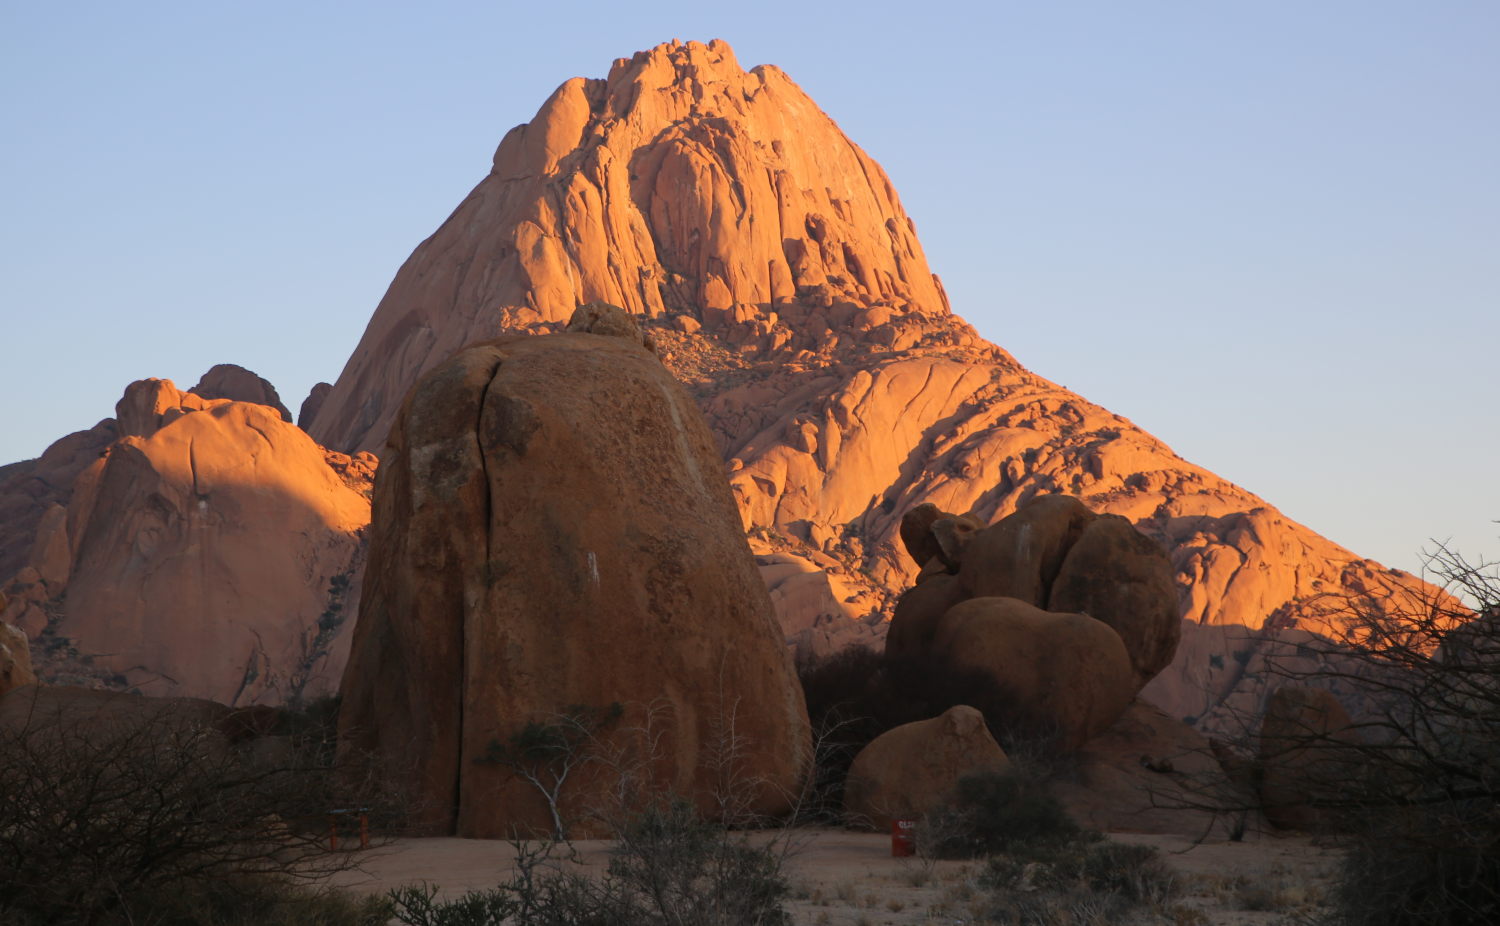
[454,359,504,825]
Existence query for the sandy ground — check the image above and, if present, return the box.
[329,828,1341,924]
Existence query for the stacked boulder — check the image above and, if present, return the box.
[885,495,1179,751]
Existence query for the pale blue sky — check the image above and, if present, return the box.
[2,1,1495,576]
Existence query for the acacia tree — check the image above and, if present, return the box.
[1159,540,1499,925]
[1274,541,1500,925]
[474,702,624,840]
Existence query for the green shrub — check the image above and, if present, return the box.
[923,772,1178,925]
[387,883,518,926]
[1079,840,1177,906]
[920,769,1084,859]
[1329,805,1500,926]
[608,800,790,925]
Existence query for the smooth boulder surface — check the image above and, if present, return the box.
[929,597,1135,751]
[842,705,1009,832]
[1050,700,1260,838]
[882,573,965,672]
[339,309,810,837]
[958,495,1097,604]
[1049,514,1182,687]
[1258,686,1361,831]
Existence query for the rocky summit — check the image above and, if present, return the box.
[305,39,1435,729]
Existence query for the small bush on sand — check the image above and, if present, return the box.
[919,769,1083,859]
[918,770,1178,924]
[389,799,791,926]
[974,838,1179,925]
[1079,840,1178,906]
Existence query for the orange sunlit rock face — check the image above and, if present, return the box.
[0,374,372,704]
[0,41,1448,726]
[306,38,959,456]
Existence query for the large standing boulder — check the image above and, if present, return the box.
[1258,686,1361,831]
[339,306,811,837]
[929,597,1135,751]
[843,705,1009,831]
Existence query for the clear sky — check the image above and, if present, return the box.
[2,1,1496,577]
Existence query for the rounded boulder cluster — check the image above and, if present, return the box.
[885,495,1180,751]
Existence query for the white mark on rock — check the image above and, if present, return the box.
[587,551,599,585]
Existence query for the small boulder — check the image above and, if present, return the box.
[0,684,230,738]
[843,705,1009,831]
[898,503,981,573]
[566,301,655,352]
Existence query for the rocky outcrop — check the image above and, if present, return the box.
[0,376,373,704]
[842,705,1009,831]
[297,382,332,431]
[293,39,1438,734]
[0,421,116,586]
[1051,700,1257,839]
[338,309,810,837]
[0,593,35,699]
[189,363,292,422]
